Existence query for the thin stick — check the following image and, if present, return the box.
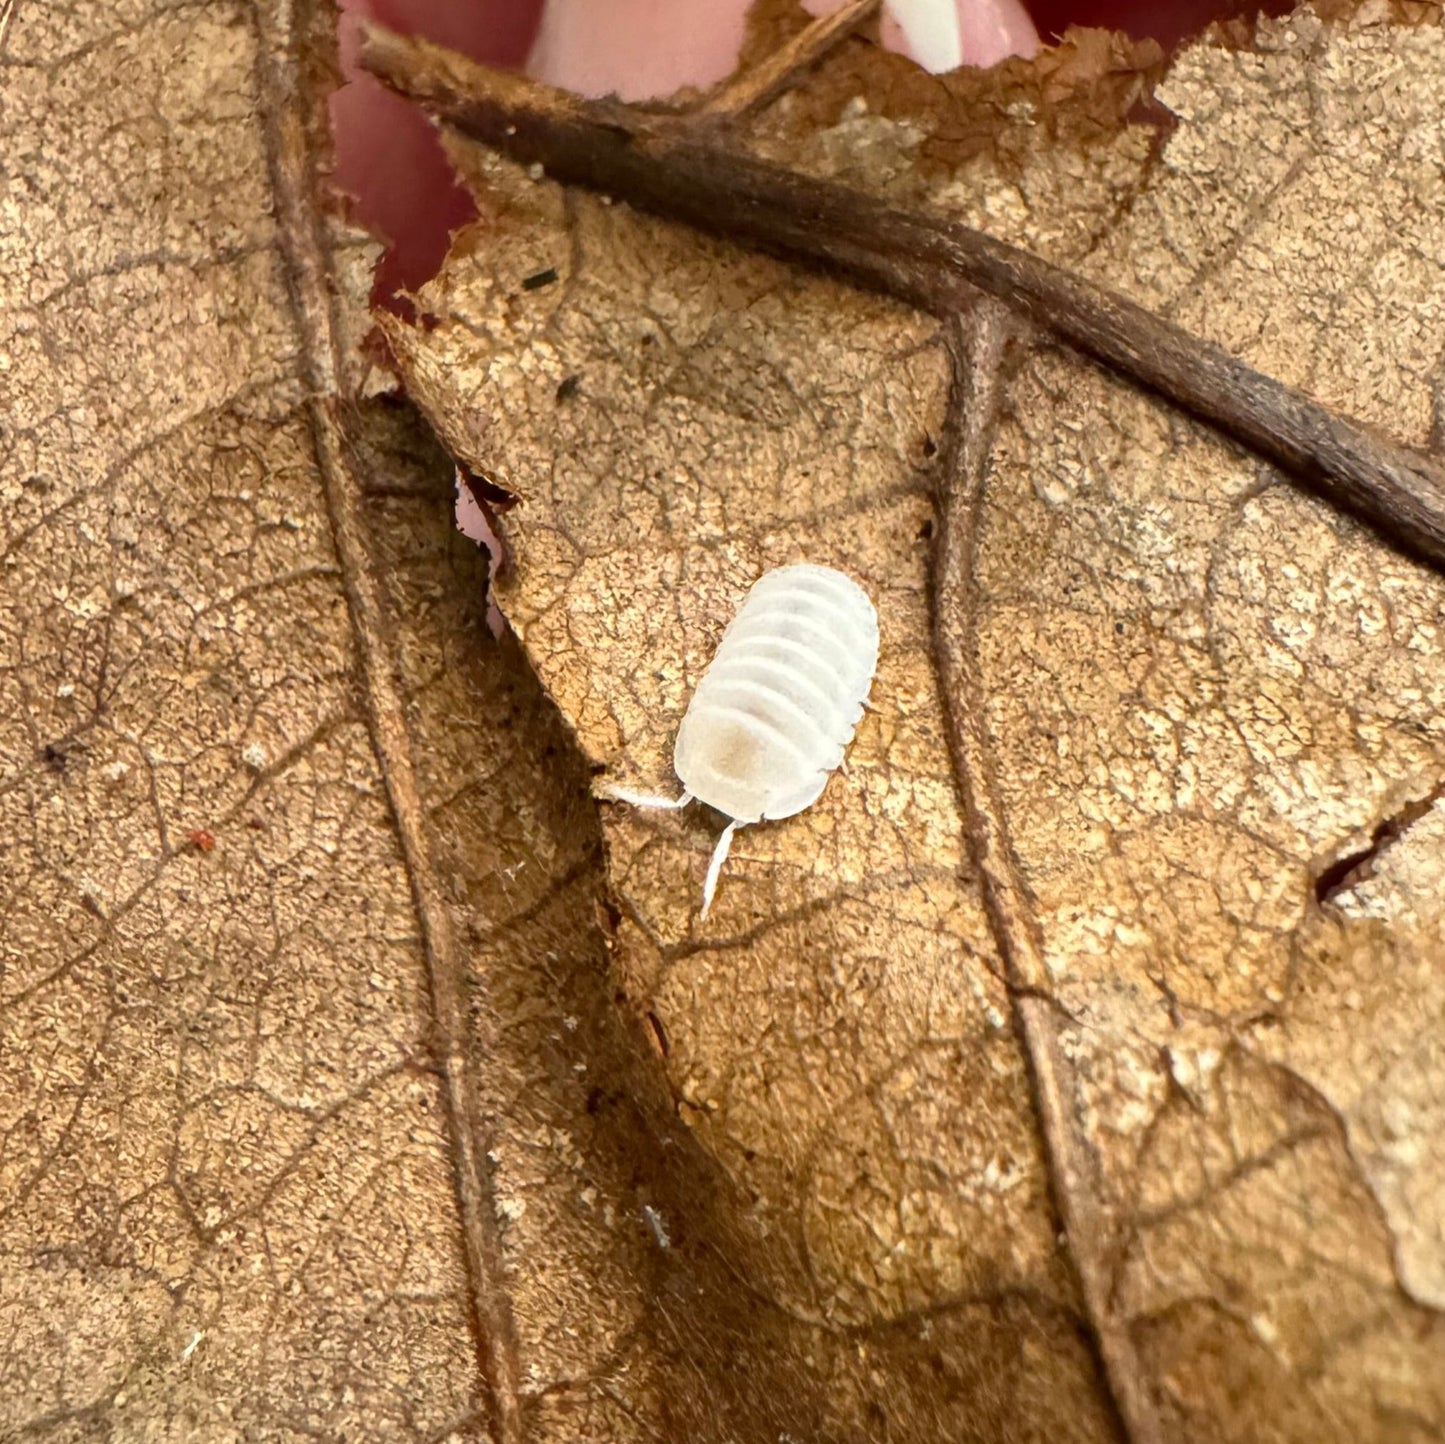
[359,25,1445,575]
[701,0,882,121]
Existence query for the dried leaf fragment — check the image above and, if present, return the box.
[378,4,1445,1438]
[380,43,1112,1444]
[0,2,485,1437]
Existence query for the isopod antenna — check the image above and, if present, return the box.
[700,820,741,920]
[594,784,745,918]
[599,785,693,810]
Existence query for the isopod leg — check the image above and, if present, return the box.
[598,786,694,811]
[700,819,740,920]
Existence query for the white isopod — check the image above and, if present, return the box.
[605,563,880,918]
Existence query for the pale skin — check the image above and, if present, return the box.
[530,0,1041,99]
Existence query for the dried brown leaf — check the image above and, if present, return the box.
[0,2,490,1433]
[12,3,1088,1440]
[384,6,1445,1439]
[0,3,751,1441]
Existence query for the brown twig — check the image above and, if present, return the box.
[700,0,881,120]
[360,24,1445,575]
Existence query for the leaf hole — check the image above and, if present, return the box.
[1314,780,1445,904]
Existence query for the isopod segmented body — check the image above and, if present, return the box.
[606,563,879,918]
[676,564,878,823]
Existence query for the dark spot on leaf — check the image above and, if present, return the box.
[462,468,518,510]
[921,434,938,457]
[1115,621,1126,634]
[585,1086,604,1115]
[521,266,559,291]
[555,374,580,403]
[917,518,934,541]
[41,742,68,773]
